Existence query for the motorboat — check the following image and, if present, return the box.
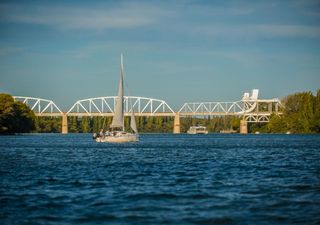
[187,125,208,134]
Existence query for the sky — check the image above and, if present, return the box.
[0,0,320,111]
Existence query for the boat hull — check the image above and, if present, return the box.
[187,130,208,134]
[187,126,208,134]
[96,133,138,143]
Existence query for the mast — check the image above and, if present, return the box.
[110,54,124,130]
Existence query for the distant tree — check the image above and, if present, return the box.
[230,117,241,131]
[0,93,35,134]
[81,117,90,133]
[266,90,320,133]
[35,117,61,133]
[267,114,287,133]
[92,117,103,132]
[69,116,78,133]
[312,89,320,132]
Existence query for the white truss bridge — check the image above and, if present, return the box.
[178,99,282,122]
[178,89,282,122]
[13,89,283,126]
[13,96,175,117]
[67,96,175,116]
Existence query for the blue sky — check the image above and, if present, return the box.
[1,0,320,111]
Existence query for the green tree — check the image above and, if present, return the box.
[267,114,287,133]
[230,117,240,131]
[69,116,78,133]
[35,117,61,133]
[0,93,36,134]
[267,90,319,133]
[312,89,320,132]
[81,117,90,133]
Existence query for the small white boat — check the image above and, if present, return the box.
[220,129,237,134]
[95,132,138,143]
[93,54,138,143]
[187,126,208,134]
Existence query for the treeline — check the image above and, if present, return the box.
[252,90,320,133]
[34,116,241,133]
[68,116,174,133]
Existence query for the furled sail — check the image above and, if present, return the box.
[110,54,124,129]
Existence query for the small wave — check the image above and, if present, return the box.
[30,215,62,221]
[189,193,213,199]
[89,201,111,207]
[122,214,154,221]
[186,216,234,225]
[289,184,314,191]
[127,192,179,201]
[74,214,118,222]
[70,180,87,187]
[175,178,197,183]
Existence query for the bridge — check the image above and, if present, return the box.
[13,89,283,134]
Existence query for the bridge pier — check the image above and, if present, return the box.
[62,113,68,134]
[240,119,248,134]
[173,113,180,134]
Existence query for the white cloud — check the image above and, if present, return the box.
[0,3,170,30]
[253,24,320,38]
[192,24,320,39]
[2,1,319,40]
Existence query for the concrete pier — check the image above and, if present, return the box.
[173,113,180,134]
[240,119,248,134]
[62,113,68,134]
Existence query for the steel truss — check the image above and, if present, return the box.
[13,96,62,115]
[179,101,257,115]
[178,99,283,122]
[244,114,271,123]
[67,96,175,116]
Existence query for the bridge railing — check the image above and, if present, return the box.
[67,96,175,116]
[13,96,62,115]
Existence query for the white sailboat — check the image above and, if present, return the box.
[93,54,139,143]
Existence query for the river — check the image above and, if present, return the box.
[1,134,319,224]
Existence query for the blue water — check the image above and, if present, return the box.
[0,134,320,225]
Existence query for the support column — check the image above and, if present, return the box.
[173,113,180,134]
[268,102,272,113]
[62,113,68,134]
[240,119,248,134]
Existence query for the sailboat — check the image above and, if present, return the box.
[93,54,139,143]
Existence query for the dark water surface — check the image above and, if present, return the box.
[1,134,320,225]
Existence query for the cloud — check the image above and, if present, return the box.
[0,46,24,56]
[253,24,320,38]
[2,1,319,40]
[0,2,170,30]
[192,24,320,39]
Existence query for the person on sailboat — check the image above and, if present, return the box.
[99,129,105,137]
